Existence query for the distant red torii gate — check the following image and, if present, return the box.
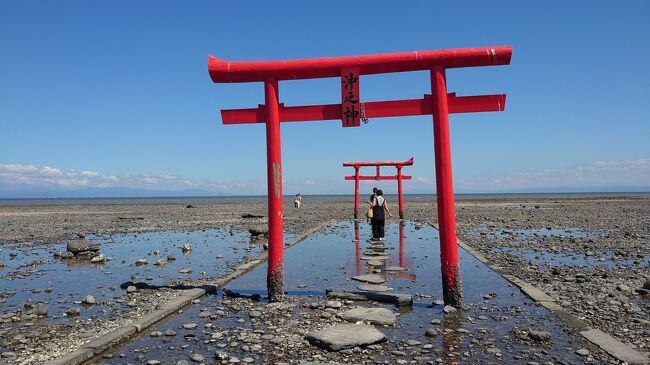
[343,157,413,220]
[208,46,512,306]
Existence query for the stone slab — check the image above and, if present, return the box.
[339,307,396,326]
[580,329,650,364]
[305,324,386,351]
[351,274,385,284]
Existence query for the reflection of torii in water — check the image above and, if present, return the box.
[351,222,416,281]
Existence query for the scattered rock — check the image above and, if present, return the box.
[91,254,106,263]
[616,283,630,291]
[33,302,48,316]
[305,324,386,351]
[65,307,81,316]
[351,274,385,284]
[528,330,551,341]
[425,327,440,337]
[443,305,457,314]
[576,348,590,356]
[82,295,96,305]
[135,259,148,265]
[126,286,137,293]
[339,307,396,326]
[248,225,268,236]
[182,242,192,252]
[190,353,205,362]
[326,300,342,309]
[357,283,390,292]
[66,239,101,254]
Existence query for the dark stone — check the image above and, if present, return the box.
[67,239,102,254]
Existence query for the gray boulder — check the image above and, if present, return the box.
[67,239,101,254]
[33,303,48,316]
[249,225,268,236]
[305,324,386,351]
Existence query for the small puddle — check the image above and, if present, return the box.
[98,221,593,364]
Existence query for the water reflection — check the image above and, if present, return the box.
[351,221,416,283]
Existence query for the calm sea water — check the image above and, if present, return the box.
[0,192,647,206]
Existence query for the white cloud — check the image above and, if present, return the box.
[0,163,233,192]
[457,158,650,191]
[1,158,648,195]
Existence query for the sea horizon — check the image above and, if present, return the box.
[1,191,648,206]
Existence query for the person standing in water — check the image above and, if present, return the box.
[366,187,377,223]
[370,189,392,241]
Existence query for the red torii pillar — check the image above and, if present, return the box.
[343,157,413,219]
[208,46,512,305]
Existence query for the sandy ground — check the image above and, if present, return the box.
[0,195,648,363]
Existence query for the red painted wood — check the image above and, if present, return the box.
[264,79,284,302]
[344,175,412,181]
[208,46,512,83]
[397,166,404,219]
[221,94,506,124]
[431,67,462,306]
[354,166,360,219]
[343,157,414,167]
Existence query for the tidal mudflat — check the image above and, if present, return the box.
[0,195,648,363]
[94,221,605,364]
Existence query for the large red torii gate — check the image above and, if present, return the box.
[208,46,512,305]
[343,157,413,220]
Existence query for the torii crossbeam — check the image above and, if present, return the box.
[343,157,414,219]
[208,46,512,306]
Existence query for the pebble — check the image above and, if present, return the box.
[190,353,205,362]
[150,331,163,337]
[82,295,96,305]
[325,300,342,309]
[182,242,192,252]
[126,285,137,293]
[33,302,48,316]
[65,307,81,316]
[183,323,198,329]
[91,254,107,263]
[528,330,551,341]
[164,329,177,336]
[576,348,590,356]
[443,305,457,313]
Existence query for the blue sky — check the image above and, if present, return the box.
[1,1,649,196]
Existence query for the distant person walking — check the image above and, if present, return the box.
[370,189,392,241]
[294,193,302,209]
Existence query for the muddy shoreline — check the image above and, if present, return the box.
[1,196,649,363]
